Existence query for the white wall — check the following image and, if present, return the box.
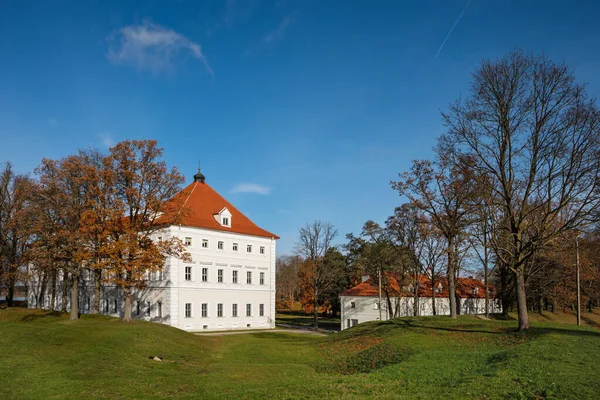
[165,225,276,331]
[340,295,503,330]
[27,224,278,332]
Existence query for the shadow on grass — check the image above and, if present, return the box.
[581,315,600,329]
[20,310,65,322]
[387,318,600,338]
[249,332,322,344]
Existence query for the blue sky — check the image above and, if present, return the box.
[1,0,599,254]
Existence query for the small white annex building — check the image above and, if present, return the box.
[29,170,279,332]
[340,274,501,330]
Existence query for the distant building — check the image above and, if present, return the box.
[28,170,279,332]
[340,274,501,330]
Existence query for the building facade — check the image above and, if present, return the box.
[340,275,502,330]
[28,170,279,332]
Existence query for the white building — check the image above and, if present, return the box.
[28,170,279,332]
[340,275,501,330]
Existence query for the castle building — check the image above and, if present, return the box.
[28,170,279,332]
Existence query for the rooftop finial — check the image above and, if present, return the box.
[194,167,205,183]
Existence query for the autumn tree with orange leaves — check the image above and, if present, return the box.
[31,152,101,319]
[0,162,33,307]
[102,140,190,322]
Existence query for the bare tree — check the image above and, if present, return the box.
[276,255,302,310]
[294,221,337,327]
[419,221,446,316]
[386,203,426,316]
[391,153,477,319]
[443,50,600,330]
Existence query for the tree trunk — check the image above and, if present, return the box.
[313,285,319,328]
[431,276,437,316]
[447,238,457,319]
[50,270,57,311]
[413,272,419,316]
[6,276,15,307]
[37,272,47,309]
[484,254,489,319]
[123,286,133,322]
[61,271,69,312]
[514,269,530,331]
[70,273,79,320]
[92,269,101,314]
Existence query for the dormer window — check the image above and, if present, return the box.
[473,287,479,295]
[214,207,232,227]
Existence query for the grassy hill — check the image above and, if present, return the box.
[0,308,599,399]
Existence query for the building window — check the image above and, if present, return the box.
[146,301,151,316]
[350,302,356,309]
[185,303,192,318]
[222,217,229,226]
[259,304,264,317]
[104,299,109,313]
[232,270,238,284]
[202,239,209,248]
[246,271,252,284]
[185,266,192,281]
[202,268,208,282]
[217,303,223,317]
[247,244,252,253]
[246,303,251,317]
[374,302,379,310]
[218,269,223,283]
[184,237,192,246]
[218,241,224,250]
[113,299,118,313]
[352,319,359,327]
[135,301,140,315]
[233,243,238,251]
[201,303,208,318]
[260,246,265,254]
[232,303,238,317]
[260,272,265,285]
[157,301,162,318]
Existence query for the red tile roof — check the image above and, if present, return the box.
[159,180,279,239]
[341,274,494,299]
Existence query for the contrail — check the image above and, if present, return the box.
[434,0,473,60]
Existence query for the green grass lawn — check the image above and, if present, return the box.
[1,308,599,399]
[276,311,340,331]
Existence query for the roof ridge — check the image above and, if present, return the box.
[176,181,198,218]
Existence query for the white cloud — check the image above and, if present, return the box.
[99,132,115,148]
[107,20,213,77]
[261,16,292,45]
[245,15,293,55]
[47,117,58,126]
[230,183,271,195]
